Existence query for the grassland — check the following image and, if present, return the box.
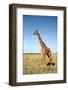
[23,53,57,75]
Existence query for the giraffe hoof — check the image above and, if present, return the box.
[46,62,51,66]
[51,63,55,65]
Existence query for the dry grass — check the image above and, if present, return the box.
[23,53,57,75]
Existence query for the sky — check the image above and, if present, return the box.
[23,15,57,53]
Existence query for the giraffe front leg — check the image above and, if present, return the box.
[41,55,44,65]
[42,55,46,65]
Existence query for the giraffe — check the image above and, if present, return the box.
[33,30,55,65]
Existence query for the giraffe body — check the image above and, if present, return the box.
[34,30,52,65]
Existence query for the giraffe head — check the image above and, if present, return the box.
[33,30,39,35]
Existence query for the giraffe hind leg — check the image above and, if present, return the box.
[46,51,52,66]
[48,52,55,66]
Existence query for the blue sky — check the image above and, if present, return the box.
[23,15,57,53]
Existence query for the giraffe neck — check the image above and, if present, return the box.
[37,34,47,48]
